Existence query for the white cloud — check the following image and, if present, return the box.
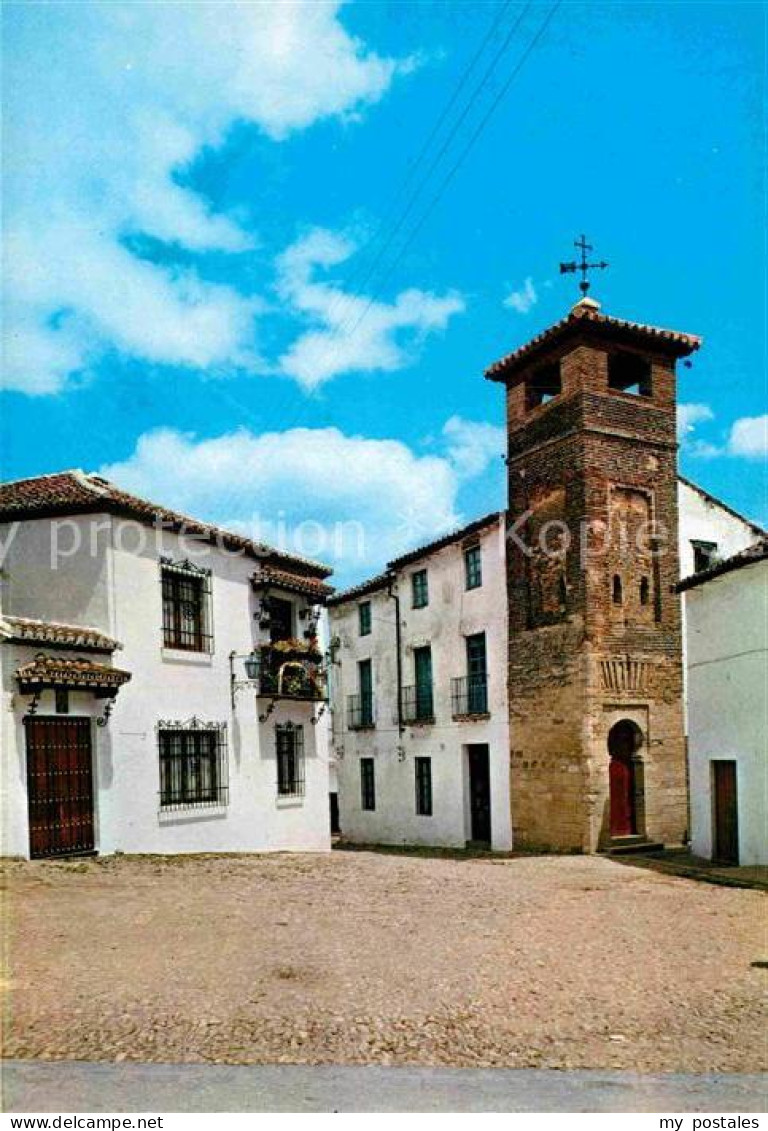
[678,405,768,461]
[503,277,538,315]
[99,425,462,581]
[275,229,465,388]
[677,402,715,439]
[3,3,407,395]
[442,415,506,478]
[728,415,768,459]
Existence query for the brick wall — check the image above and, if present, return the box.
[502,331,689,851]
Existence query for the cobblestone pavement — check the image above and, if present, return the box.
[2,851,766,1072]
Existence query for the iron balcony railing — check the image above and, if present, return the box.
[402,684,434,724]
[451,674,489,717]
[258,644,326,701]
[348,691,375,729]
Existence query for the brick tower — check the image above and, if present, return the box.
[486,295,701,852]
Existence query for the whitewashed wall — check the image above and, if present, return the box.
[677,480,759,577]
[684,560,767,865]
[331,518,512,850]
[1,513,331,856]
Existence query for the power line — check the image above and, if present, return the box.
[342,2,533,310]
[340,1,562,345]
[318,0,522,332]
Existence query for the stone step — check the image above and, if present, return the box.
[608,837,665,856]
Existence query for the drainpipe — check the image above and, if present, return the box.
[386,572,404,741]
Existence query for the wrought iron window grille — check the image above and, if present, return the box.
[160,560,214,653]
[347,691,375,730]
[450,674,489,717]
[402,684,434,724]
[157,719,228,810]
[276,722,305,798]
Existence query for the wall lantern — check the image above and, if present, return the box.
[229,649,262,708]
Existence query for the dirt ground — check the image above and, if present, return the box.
[2,850,766,1072]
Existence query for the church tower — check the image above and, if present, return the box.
[486,288,701,852]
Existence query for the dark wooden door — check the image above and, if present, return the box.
[712,760,739,864]
[25,717,95,858]
[468,744,491,844]
[609,755,636,837]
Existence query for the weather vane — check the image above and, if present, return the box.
[560,235,608,296]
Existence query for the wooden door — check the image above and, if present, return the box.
[468,744,491,844]
[712,760,739,864]
[609,755,636,837]
[25,717,95,858]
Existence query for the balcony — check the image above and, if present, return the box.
[258,642,326,701]
[451,674,489,718]
[402,684,434,725]
[347,692,375,730]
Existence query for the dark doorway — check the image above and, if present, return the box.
[25,717,95,858]
[269,597,294,643]
[467,744,491,844]
[712,760,739,864]
[608,720,642,838]
[329,791,340,835]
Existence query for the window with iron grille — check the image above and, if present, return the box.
[360,757,376,811]
[358,600,372,636]
[158,724,227,809]
[161,562,212,652]
[276,723,305,798]
[464,544,482,590]
[411,568,429,609]
[415,757,432,816]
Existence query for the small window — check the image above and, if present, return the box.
[358,600,372,636]
[526,362,562,410]
[415,757,433,816]
[464,545,482,590]
[692,540,718,573]
[608,351,652,397]
[639,576,650,606]
[412,569,429,609]
[159,725,227,808]
[612,574,623,605]
[55,689,69,715]
[161,563,212,652]
[360,757,376,811]
[358,659,374,727]
[276,723,305,798]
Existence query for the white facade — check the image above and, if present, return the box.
[677,477,762,577]
[329,481,761,853]
[1,488,333,858]
[329,515,512,851]
[683,552,768,865]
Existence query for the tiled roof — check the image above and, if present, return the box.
[0,616,120,652]
[328,512,504,607]
[252,565,334,601]
[677,537,768,593]
[485,301,702,381]
[326,571,392,607]
[15,654,132,691]
[0,470,332,579]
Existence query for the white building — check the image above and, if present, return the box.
[0,470,334,859]
[328,513,512,850]
[329,482,760,852]
[679,539,768,866]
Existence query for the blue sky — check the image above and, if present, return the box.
[2,1,765,584]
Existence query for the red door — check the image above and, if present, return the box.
[609,755,636,837]
[25,717,95,858]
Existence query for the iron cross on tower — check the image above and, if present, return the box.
[560,235,608,296]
